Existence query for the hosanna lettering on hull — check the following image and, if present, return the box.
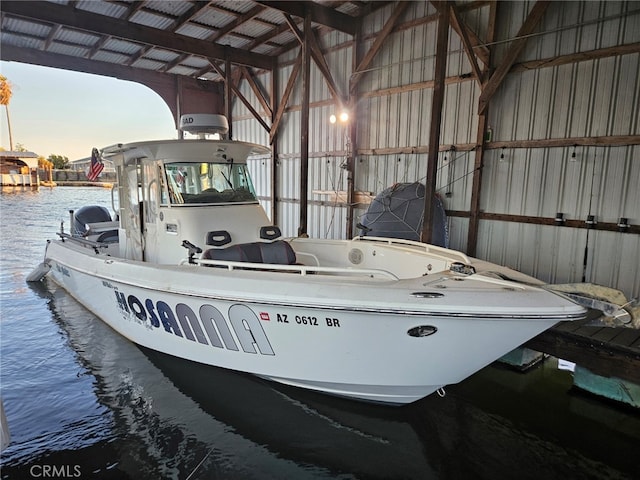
[113,290,275,355]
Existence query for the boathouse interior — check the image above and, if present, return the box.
[1,0,638,305]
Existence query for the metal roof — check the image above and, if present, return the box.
[1,1,383,79]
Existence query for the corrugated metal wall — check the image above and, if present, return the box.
[232,1,640,300]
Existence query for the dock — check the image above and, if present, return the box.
[525,317,640,383]
[523,317,640,406]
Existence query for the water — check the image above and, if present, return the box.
[1,187,638,479]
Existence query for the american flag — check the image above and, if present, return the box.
[87,148,104,181]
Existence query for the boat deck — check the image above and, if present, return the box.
[525,316,640,384]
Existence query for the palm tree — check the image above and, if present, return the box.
[0,75,13,151]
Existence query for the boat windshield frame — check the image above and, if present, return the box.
[162,161,258,206]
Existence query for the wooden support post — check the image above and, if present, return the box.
[345,23,362,240]
[298,12,311,237]
[176,75,184,138]
[421,3,449,244]
[225,53,233,139]
[270,59,279,225]
[467,0,497,257]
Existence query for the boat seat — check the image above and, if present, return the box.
[206,230,232,246]
[260,225,281,240]
[201,240,296,265]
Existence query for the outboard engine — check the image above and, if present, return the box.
[72,205,112,236]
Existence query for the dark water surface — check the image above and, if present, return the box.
[1,187,638,479]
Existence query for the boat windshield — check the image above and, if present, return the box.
[163,162,257,205]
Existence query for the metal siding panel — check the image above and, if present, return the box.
[447,217,469,253]
[588,231,640,300]
[612,54,640,135]
[279,202,298,238]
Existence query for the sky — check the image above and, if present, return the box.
[0,61,178,161]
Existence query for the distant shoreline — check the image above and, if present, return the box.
[43,181,115,188]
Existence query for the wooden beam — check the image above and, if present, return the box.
[1,0,273,70]
[223,58,233,138]
[478,0,550,114]
[512,42,640,73]
[467,0,496,257]
[487,135,640,149]
[283,14,345,108]
[210,61,270,134]
[240,66,272,117]
[308,26,346,108]
[209,5,267,42]
[421,3,450,244]
[449,3,483,84]
[270,52,302,144]
[162,53,189,73]
[357,142,476,156]
[255,1,357,35]
[525,327,640,385]
[299,13,312,236]
[465,212,640,235]
[430,0,488,73]
[345,22,362,239]
[270,66,279,224]
[170,1,211,30]
[283,14,305,44]
[43,24,62,50]
[349,1,409,95]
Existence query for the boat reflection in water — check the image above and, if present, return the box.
[9,280,635,480]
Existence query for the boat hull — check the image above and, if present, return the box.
[43,240,584,405]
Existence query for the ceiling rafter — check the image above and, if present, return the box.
[254,1,358,35]
[208,5,268,43]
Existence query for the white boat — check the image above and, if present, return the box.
[28,114,588,405]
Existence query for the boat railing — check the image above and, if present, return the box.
[56,232,112,250]
[352,236,472,264]
[192,258,399,280]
